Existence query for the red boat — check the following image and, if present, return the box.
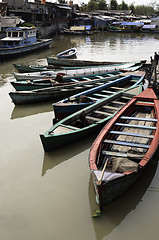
[89,88,159,208]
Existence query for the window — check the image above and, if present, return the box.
[12,32,18,37]
[8,32,11,37]
[19,32,23,37]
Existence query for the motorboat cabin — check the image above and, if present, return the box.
[0,27,37,48]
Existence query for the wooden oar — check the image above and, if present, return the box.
[97,158,109,186]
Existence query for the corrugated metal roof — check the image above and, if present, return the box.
[57,5,71,10]
[142,24,157,29]
[121,21,144,26]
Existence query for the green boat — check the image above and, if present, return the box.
[40,85,143,152]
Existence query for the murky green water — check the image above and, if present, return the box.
[0,32,159,240]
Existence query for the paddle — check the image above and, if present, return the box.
[97,158,109,186]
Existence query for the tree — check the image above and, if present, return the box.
[129,3,135,13]
[87,0,98,11]
[121,0,128,10]
[98,0,108,10]
[58,0,67,4]
[110,0,118,10]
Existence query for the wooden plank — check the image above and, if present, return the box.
[110,86,125,90]
[101,90,114,94]
[94,110,112,116]
[110,130,154,139]
[102,105,119,110]
[88,96,99,101]
[112,100,125,105]
[93,93,109,98]
[85,115,101,122]
[102,150,144,159]
[115,122,156,130]
[82,77,91,81]
[120,116,157,122]
[103,139,150,149]
[96,75,104,79]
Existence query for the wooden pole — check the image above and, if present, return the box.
[97,158,109,186]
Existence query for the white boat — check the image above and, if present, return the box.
[13,61,144,81]
[57,47,77,58]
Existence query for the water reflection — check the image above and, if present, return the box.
[89,151,159,240]
[11,102,53,119]
[41,131,98,176]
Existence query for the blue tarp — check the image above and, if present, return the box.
[121,21,144,26]
[142,24,157,29]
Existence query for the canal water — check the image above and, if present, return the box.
[0,32,159,240]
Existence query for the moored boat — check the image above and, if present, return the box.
[9,76,122,105]
[47,57,145,67]
[13,63,56,73]
[40,86,141,152]
[10,70,124,91]
[57,47,77,59]
[0,26,52,59]
[53,72,145,121]
[13,61,145,81]
[89,88,159,208]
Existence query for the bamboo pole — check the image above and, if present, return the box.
[97,158,109,186]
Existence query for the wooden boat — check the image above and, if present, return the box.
[89,88,159,208]
[13,61,144,81]
[57,47,77,59]
[53,72,146,122]
[13,62,126,73]
[40,86,141,152]
[13,63,57,73]
[47,57,128,67]
[0,27,52,59]
[9,76,124,105]
[10,70,124,91]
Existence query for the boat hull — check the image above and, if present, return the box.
[0,39,52,59]
[89,88,159,208]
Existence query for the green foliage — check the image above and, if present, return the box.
[78,0,156,15]
[58,0,67,3]
[98,0,108,10]
[134,5,155,15]
[121,0,128,10]
[88,0,99,11]
[110,0,118,10]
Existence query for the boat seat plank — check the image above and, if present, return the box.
[94,110,112,116]
[110,130,154,139]
[103,139,150,149]
[110,86,125,90]
[106,74,115,77]
[102,150,144,159]
[70,79,80,82]
[88,96,99,101]
[85,115,101,122]
[115,123,156,130]
[102,105,119,110]
[120,116,157,122]
[101,90,114,94]
[112,100,125,105]
[96,76,104,79]
[93,93,109,98]
[82,77,91,81]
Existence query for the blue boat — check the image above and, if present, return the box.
[53,72,146,122]
[57,47,77,59]
[0,26,52,59]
